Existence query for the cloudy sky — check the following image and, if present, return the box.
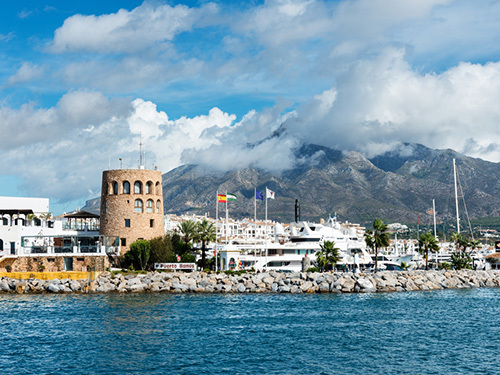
[2,0,500,213]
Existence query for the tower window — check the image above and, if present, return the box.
[121,238,127,246]
[123,181,130,194]
[146,199,153,213]
[156,200,161,214]
[134,199,143,213]
[146,181,153,194]
[113,181,119,195]
[155,181,161,195]
[134,181,142,194]
[150,219,154,228]
[125,219,130,227]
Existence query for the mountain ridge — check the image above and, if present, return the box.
[82,142,500,226]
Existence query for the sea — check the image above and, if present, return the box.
[0,288,499,375]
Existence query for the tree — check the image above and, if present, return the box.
[315,240,341,272]
[450,232,472,270]
[126,240,150,270]
[365,219,390,272]
[194,219,216,270]
[418,232,440,270]
[178,220,197,254]
[148,235,174,270]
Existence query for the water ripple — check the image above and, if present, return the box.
[0,289,499,374]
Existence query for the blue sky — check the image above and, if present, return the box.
[2,0,500,214]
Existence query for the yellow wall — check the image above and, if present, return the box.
[0,271,101,280]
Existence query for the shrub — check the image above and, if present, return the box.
[306,267,319,272]
[126,240,151,270]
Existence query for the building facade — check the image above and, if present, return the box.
[99,168,164,255]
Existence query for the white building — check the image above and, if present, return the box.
[0,196,116,272]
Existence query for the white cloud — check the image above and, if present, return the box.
[7,62,45,85]
[50,2,217,54]
[283,48,500,162]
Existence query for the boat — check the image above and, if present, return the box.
[218,217,372,272]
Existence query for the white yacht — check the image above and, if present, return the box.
[218,217,372,272]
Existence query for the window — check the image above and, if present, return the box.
[2,218,7,226]
[150,219,154,228]
[155,181,161,195]
[113,181,119,195]
[156,200,161,214]
[134,199,143,213]
[146,181,153,194]
[125,219,130,227]
[134,181,142,194]
[146,199,153,213]
[123,181,130,194]
[0,239,3,251]
[121,238,127,246]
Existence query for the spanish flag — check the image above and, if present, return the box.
[218,194,227,202]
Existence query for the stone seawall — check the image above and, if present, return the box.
[1,269,500,294]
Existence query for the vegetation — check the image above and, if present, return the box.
[450,233,472,270]
[365,219,390,272]
[315,240,341,272]
[126,240,151,271]
[194,218,216,270]
[418,232,440,270]
[148,235,174,267]
[400,262,410,270]
[306,267,319,272]
[178,220,197,254]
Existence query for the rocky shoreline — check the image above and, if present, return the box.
[1,269,500,294]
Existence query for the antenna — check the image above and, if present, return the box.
[139,134,145,169]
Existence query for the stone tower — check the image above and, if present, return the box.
[99,168,164,255]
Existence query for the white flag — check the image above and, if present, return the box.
[266,188,275,199]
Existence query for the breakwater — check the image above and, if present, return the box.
[1,269,500,294]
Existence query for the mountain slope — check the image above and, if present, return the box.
[83,142,500,225]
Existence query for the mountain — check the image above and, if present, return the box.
[83,142,500,226]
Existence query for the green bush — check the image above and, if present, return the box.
[306,267,319,272]
[126,240,151,270]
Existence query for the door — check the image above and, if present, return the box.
[64,257,73,271]
[10,242,15,255]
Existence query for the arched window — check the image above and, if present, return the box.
[146,199,153,213]
[1,218,7,226]
[134,181,142,194]
[156,200,161,214]
[113,181,119,195]
[146,181,153,194]
[134,199,143,213]
[155,181,161,195]
[123,181,130,194]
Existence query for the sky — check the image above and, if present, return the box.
[2,0,500,214]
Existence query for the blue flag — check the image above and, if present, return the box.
[255,190,264,201]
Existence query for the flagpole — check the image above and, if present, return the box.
[265,187,268,271]
[215,191,219,272]
[254,188,257,270]
[226,190,229,245]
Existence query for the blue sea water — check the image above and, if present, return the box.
[0,289,499,375]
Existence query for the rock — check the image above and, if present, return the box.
[237,283,246,293]
[355,278,376,293]
[47,283,61,293]
[0,281,10,292]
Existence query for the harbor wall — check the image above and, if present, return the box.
[1,269,500,294]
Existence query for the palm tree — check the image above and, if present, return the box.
[418,232,439,270]
[450,232,472,269]
[194,219,216,270]
[316,240,341,272]
[179,220,197,254]
[365,219,390,272]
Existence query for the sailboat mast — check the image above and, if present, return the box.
[433,199,437,239]
[453,158,460,233]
